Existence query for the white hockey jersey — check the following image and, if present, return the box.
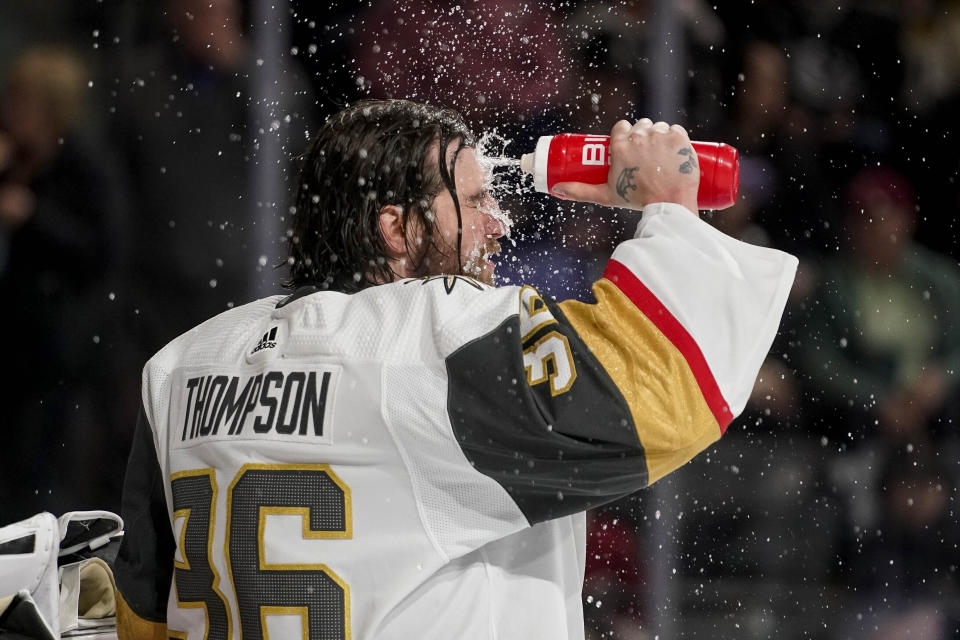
[113,203,797,639]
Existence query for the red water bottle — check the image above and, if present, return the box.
[519,134,740,210]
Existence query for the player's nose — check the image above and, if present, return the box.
[483,202,507,238]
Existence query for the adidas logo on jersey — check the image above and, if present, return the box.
[251,327,278,354]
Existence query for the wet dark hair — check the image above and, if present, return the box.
[286,99,475,292]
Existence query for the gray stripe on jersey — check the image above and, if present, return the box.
[446,308,649,525]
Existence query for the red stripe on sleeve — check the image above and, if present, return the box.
[603,259,732,433]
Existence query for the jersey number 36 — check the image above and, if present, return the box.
[170,464,351,639]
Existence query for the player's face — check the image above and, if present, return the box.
[427,145,507,284]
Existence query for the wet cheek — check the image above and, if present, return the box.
[468,224,490,247]
[456,214,478,239]
[436,223,458,245]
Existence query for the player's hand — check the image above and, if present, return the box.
[552,119,700,215]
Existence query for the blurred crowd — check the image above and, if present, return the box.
[1,0,958,638]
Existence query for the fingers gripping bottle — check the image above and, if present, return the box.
[519,134,740,210]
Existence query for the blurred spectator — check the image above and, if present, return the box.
[896,0,960,260]
[112,0,314,358]
[717,1,904,142]
[841,450,960,639]
[564,0,654,121]
[795,166,960,446]
[353,0,575,135]
[0,46,128,520]
[565,0,726,129]
[899,0,960,117]
[721,38,832,254]
[785,3,902,128]
[728,40,792,156]
[563,31,644,139]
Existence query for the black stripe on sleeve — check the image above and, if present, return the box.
[446,297,649,525]
[114,404,175,623]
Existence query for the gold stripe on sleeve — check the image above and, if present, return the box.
[558,278,722,484]
[116,590,168,640]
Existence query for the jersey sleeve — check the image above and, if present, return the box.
[444,203,797,525]
[113,399,175,632]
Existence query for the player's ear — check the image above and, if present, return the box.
[378,204,406,259]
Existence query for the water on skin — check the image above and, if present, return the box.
[474,130,520,253]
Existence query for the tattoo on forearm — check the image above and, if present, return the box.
[678,147,698,174]
[616,167,639,202]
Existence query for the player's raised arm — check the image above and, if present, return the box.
[435,119,797,527]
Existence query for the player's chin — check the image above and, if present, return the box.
[479,260,496,286]
[463,257,497,286]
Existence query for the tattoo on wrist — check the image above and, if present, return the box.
[678,147,698,174]
[616,167,639,202]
